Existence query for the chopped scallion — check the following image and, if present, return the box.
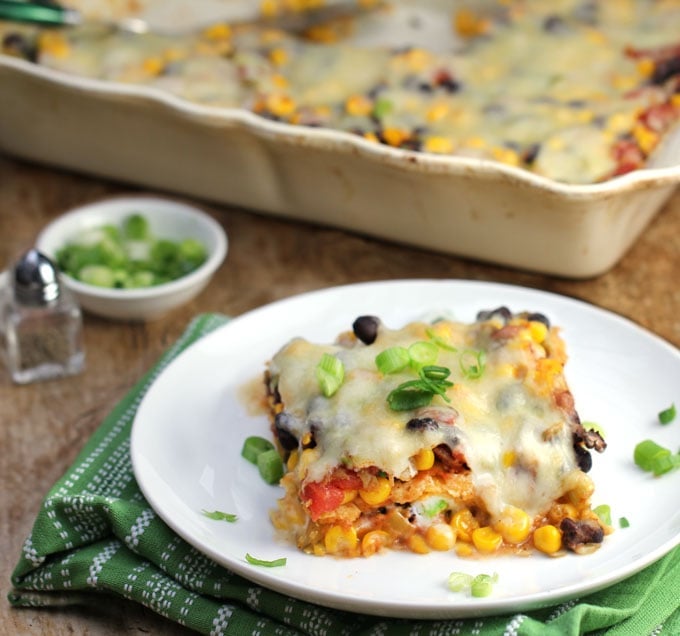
[257,448,285,484]
[245,553,287,567]
[659,403,677,425]
[241,436,275,465]
[447,572,474,592]
[633,439,680,476]
[387,366,453,411]
[459,349,486,379]
[201,510,238,522]
[375,346,410,375]
[426,327,458,352]
[470,573,498,598]
[619,517,630,529]
[408,341,439,370]
[593,504,612,526]
[316,353,345,397]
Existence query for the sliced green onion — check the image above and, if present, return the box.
[659,403,677,425]
[447,572,473,592]
[633,439,680,476]
[257,448,285,484]
[372,97,393,119]
[408,341,439,370]
[422,498,448,519]
[201,510,238,522]
[426,327,458,352]
[634,439,671,472]
[375,346,410,375]
[122,213,150,240]
[316,353,345,397]
[470,573,498,598]
[459,349,486,379]
[245,553,287,568]
[420,365,451,382]
[619,517,630,529]
[241,436,275,465]
[387,380,434,411]
[593,504,612,526]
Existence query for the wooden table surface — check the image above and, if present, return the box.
[1,153,678,634]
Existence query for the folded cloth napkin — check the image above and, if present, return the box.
[9,314,680,636]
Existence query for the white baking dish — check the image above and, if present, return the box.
[1,2,679,278]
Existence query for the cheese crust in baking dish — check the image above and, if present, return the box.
[1,0,679,184]
[265,308,608,558]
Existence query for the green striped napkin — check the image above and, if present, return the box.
[9,314,680,636]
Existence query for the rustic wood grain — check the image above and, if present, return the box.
[1,154,678,635]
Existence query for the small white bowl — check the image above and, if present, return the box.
[36,196,228,321]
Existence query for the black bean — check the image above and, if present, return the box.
[476,306,512,323]
[526,312,550,328]
[652,56,680,85]
[2,32,37,62]
[560,518,604,551]
[573,444,592,472]
[352,315,380,344]
[274,412,299,451]
[406,417,439,432]
[542,15,568,33]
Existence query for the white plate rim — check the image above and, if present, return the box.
[130,279,680,619]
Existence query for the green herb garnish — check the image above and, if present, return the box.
[619,517,630,529]
[459,349,486,379]
[375,346,410,375]
[659,403,677,425]
[634,439,680,476]
[408,341,439,370]
[593,504,612,526]
[245,553,287,568]
[316,352,345,397]
[387,365,453,411]
[241,436,284,485]
[55,213,208,288]
[201,510,238,522]
[372,97,393,119]
[448,571,498,597]
[426,327,458,352]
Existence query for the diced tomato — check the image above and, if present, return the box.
[301,470,362,521]
[611,139,644,176]
[638,103,678,132]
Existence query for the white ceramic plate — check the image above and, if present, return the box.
[131,280,680,619]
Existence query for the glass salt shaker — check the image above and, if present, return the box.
[2,249,85,384]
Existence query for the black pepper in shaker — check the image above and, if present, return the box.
[2,249,84,384]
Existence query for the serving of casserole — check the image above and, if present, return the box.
[1,0,679,276]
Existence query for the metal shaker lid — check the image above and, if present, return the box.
[13,249,61,305]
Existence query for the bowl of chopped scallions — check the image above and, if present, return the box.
[36,196,227,320]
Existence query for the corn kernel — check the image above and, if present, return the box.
[463,136,487,149]
[454,8,489,37]
[495,506,532,544]
[671,94,680,108]
[408,534,431,554]
[363,132,380,144]
[425,523,456,551]
[426,102,450,123]
[38,32,70,58]
[632,123,659,155]
[472,526,503,553]
[548,502,579,525]
[361,530,392,556]
[501,450,517,468]
[491,146,520,167]
[286,450,299,471]
[381,128,410,148]
[359,477,391,505]
[142,56,164,76]
[423,136,454,154]
[312,542,325,556]
[202,22,231,41]
[528,321,548,344]
[260,0,279,17]
[265,93,296,118]
[341,489,358,504]
[454,541,474,557]
[533,525,562,554]
[345,94,373,117]
[450,509,478,542]
[324,525,358,555]
[268,47,288,66]
[413,447,435,471]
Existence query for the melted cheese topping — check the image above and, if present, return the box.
[270,317,581,518]
[2,0,679,183]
